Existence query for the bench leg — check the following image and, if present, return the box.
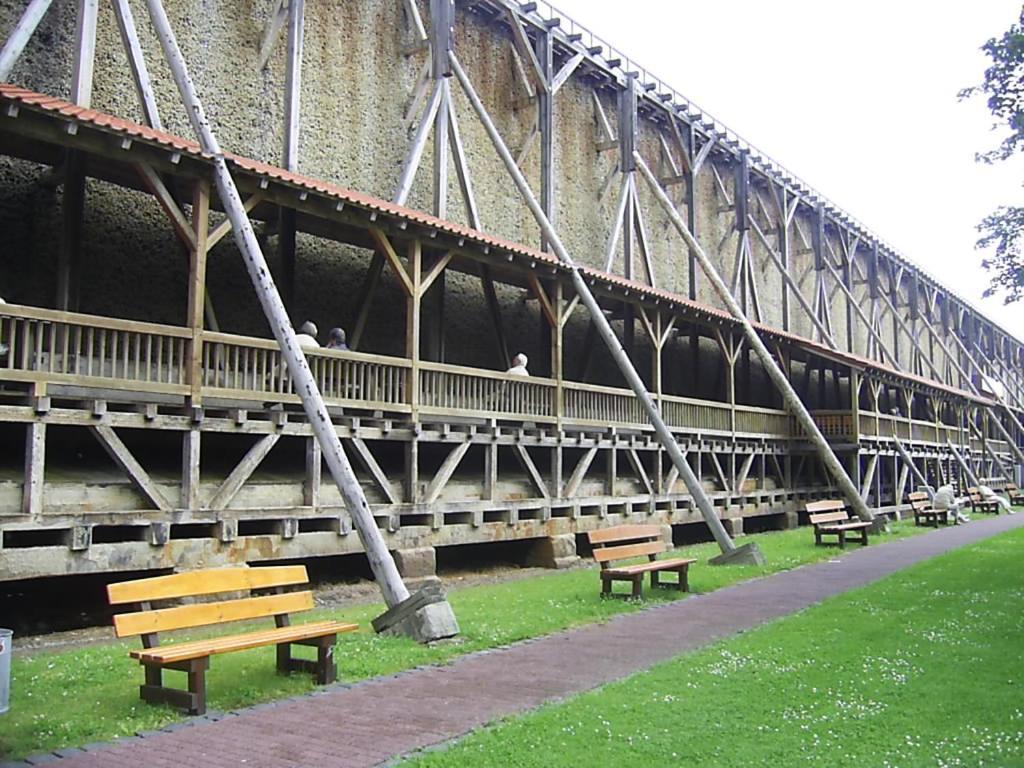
[315,635,337,685]
[631,577,643,600]
[139,657,208,716]
[651,570,661,589]
[601,574,613,598]
[838,530,846,549]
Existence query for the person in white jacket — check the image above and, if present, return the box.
[933,484,969,524]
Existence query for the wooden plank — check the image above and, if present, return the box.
[256,0,288,69]
[564,445,598,498]
[587,524,662,544]
[304,436,321,508]
[108,564,309,604]
[206,194,262,251]
[550,51,584,94]
[91,424,172,511]
[133,620,358,663]
[113,591,314,637]
[809,510,850,525]
[527,274,557,328]
[592,539,665,563]
[424,441,471,504]
[605,557,695,576]
[111,0,161,129]
[420,251,453,296]
[206,433,281,510]
[504,7,548,93]
[513,443,550,500]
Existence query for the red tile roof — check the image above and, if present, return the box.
[0,83,993,405]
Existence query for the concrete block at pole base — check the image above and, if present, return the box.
[372,582,460,643]
[526,534,580,569]
[709,541,766,566]
[780,510,799,530]
[658,524,673,546]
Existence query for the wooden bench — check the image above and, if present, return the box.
[907,490,946,527]
[587,525,696,599]
[967,487,1001,515]
[806,500,871,548]
[107,565,358,715]
[1005,483,1024,507]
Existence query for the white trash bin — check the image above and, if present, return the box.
[0,628,11,714]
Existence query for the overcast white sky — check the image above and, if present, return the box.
[551,0,1024,341]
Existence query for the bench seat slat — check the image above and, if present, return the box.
[603,557,696,577]
[113,590,315,638]
[108,566,309,605]
[130,620,358,664]
[816,521,871,531]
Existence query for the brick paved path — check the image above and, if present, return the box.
[17,514,1024,768]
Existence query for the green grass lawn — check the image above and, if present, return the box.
[0,519,928,760]
[400,527,1024,768]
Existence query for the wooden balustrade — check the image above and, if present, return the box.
[563,381,647,427]
[0,303,191,395]
[1,305,997,450]
[419,361,557,421]
[201,332,411,411]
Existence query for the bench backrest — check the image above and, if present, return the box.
[907,491,931,510]
[806,499,849,526]
[967,487,984,501]
[107,565,312,640]
[587,525,666,568]
[1006,483,1020,492]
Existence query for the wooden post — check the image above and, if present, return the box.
[23,421,46,520]
[451,54,757,562]
[304,437,321,509]
[181,429,200,514]
[145,0,458,639]
[187,179,209,406]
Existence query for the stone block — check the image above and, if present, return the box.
[526,534,579,569]
[722,517,744,537]
[780,510,799,530]
[394,546,437,580]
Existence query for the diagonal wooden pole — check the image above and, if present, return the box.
[449,52,763,565]
[144,0,457,641]
[634,152,876,525]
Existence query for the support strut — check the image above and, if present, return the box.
[145,0,457,642]
[633,152,875,524]
[449,52,763,565]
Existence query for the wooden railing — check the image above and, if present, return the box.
[660,395,733,433]
[201,332,411,411]
[0,303,191,395]
[1,305,995,448]
[419,361,556,421]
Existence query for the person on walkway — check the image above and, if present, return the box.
[295,320,320,350]
[933,484,969,524]
[506,353,529,376]
[326,327,349,351]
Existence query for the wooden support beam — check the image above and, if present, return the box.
[564,445,598,498]
[421,251,453,296]
[550,51,584,94]
[625,448,653,495]
[181,428,200,512]
[257,0,288,69]
[135,163,197,250]
[304,436,321,508]
[346,437,399,505]
[206,194,262,250]
[504,7,548,94]
[513,443,550,499]
[0,0,54,81]
[91,424,172,512]
[22,421,46,519]
[423,441,472,505]
[369,228,415,297]
[860,453,878,502]
[206,434,281,511]
[481,266,510,369]
[111,0,162,129]
[734,452,755,495]
[527,274,558,328]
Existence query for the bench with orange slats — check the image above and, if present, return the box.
[587,525,696,600]
[806,500,871,548]
[966,487,1002,515]
[107,565,358,715]
[1004,483,1024,507]
[907,490,947,527]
